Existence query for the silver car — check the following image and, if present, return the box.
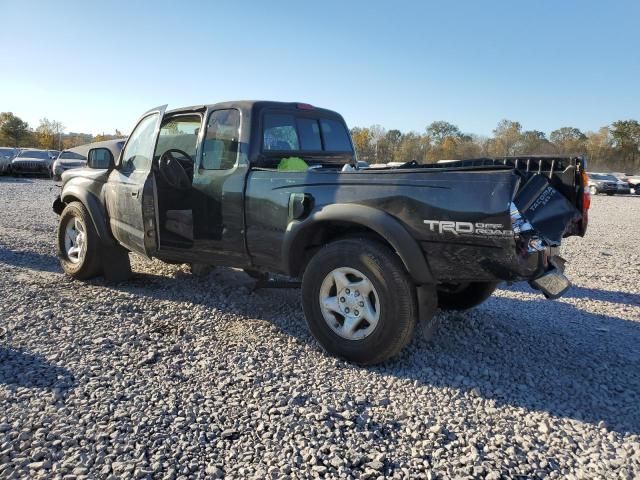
[11,148,54,177]
[0,147,18,174]
[52,149,87,180]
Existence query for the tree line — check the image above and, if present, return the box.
[2,110,638,172]
[351,119,640,173]
[0,112,122,151]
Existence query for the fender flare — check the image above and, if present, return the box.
[282,203,434,284]
[59,187,115,246]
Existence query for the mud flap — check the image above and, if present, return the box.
[416,284,439,340]
[513,174,582,246]
[102,245,132,282]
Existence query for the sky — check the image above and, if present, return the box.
[0,0,638,137]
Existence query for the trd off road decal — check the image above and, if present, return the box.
[423,220,513,237]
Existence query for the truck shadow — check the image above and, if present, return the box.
[503,282,640,306]
[105,268,640,436]
[0,246,61,273]
[0,346,75,391]
[391,294,640,436]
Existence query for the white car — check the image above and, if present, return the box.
[0,147,17,174]
[626,175,640,194]
[52,150,87,180]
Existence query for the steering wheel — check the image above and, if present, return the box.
[158,149,192,191]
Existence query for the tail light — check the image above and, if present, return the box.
[581,170,590,233]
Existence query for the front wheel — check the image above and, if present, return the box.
[302,238,419,365]
[437,282,498,310]
[589,185,598,195]
[56,201,102,280]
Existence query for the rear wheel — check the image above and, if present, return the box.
[302,238,419,365]
[56,201,102,280]
[589,185,598,195]
[437,282,498,310]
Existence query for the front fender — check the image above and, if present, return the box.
[57,186,115,246]
[283,203,434,284]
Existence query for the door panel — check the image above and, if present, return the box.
[104,105,167,257]
[189,108,249,263]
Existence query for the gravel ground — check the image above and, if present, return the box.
[0,177,639,480]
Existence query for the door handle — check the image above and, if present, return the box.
[131,190,139,197]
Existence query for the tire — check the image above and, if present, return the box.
[589,185,598,195]
[437,282,498,310]
[56,201,102,280]
[301,238,418,365]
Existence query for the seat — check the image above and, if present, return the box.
[164,209,193,240]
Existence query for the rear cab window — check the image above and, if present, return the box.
[261,110,354,166]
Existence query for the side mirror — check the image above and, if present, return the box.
[87,148,114,170]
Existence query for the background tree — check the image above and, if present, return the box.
[0,112,30,147]
[489,120,523,156]
[610,120,640,170]
[426,121,462,145]
[35,118,65,150]
[520,130,556,154]
[549,127,587,154]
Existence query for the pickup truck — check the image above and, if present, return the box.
[53,101,589,364]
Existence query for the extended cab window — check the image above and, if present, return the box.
[201,109,240,170]
[263,114,299,151]
[320,119,352,151]
[262,113,353,153]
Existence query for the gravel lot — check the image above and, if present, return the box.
[0,177,639,479]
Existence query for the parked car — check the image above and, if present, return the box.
[53,101,588,364]
[615,178,631,194]
[610,172,632,194]
[587,173,618,195]
[52,140,126,180]
[0,147,18,174]
[626,174,640,194]
[11,148,54,176]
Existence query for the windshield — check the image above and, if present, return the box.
[590,174,615,181]
[17,150,50,160]
[59,151,87,160]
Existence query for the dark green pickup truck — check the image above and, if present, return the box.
[53,101,589,364]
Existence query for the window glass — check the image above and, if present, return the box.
[18,150,50,160]
[320,119,352,152]
[297,118,322,151]
[155,115,201,159]
[121,113,159,171]
[263,114,299,151]
[201,109,240,170]
[60,151,87,160]
[91,149,112,169]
